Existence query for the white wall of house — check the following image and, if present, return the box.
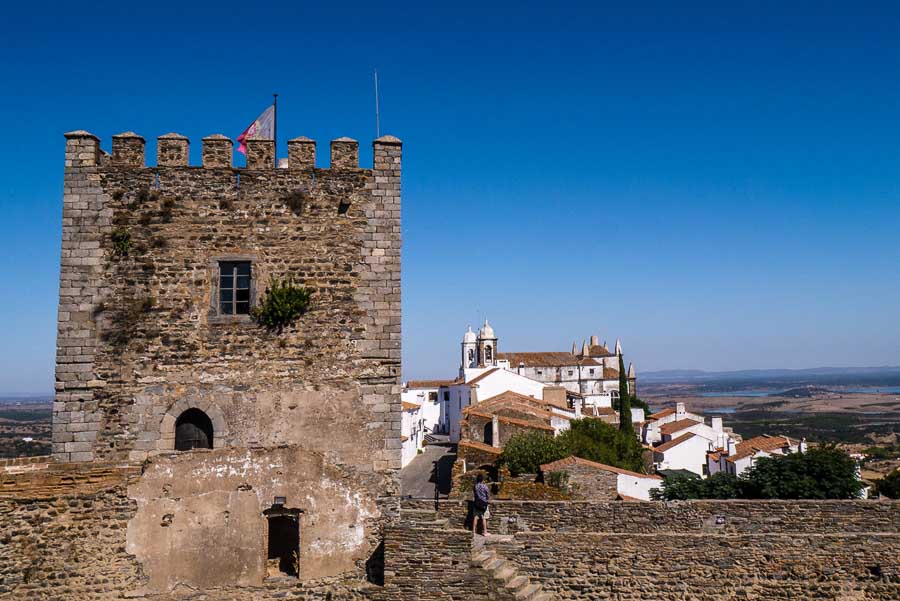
[403,387,443,435]
[445,385,473,443]
[400,405,424,468]
[470,369,547,403]
[654,435,713,476]
[616,473,663,501]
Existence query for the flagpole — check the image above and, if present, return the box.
[374,68,380,138]
[273,93,278,167]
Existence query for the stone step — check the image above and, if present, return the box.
[484,558,507,571]
[515,583,542,600]
[506,575,529,590]
[494,565,517,583]
[531,594,552,601]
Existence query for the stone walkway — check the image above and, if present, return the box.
[399,435,455,499]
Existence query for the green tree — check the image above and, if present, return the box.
[617,353,634,437]
[651,472,741,500]
[873,469,900,499]
[651,472,703,500]
[651,447,862,500]
[500,431,567,475]
[741,445,863,499]
[557,418,645,473]
[501,419,647,476]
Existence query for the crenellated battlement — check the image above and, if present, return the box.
[66,130,401,171]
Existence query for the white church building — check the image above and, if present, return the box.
[460,321,636,411]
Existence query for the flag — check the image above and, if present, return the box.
[236,105,275,154]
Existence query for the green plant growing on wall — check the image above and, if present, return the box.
[252,279,311,332]
[111,228,132,257]
[547,470,570,492]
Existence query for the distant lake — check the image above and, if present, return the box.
[700,391,773,398]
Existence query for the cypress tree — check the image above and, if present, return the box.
[618,352,634,436]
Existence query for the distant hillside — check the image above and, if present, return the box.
[640,366,900,385]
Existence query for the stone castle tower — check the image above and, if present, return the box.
[52,129,402,591]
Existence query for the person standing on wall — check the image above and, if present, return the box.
[473,474,490,537]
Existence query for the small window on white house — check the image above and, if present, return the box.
[589,369,595,375]
[537,370,543,375]
[567,370,574,376]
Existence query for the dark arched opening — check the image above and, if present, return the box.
[483,422,493,447]
[175,408,213,451]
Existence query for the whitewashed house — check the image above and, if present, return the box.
[402,379,455,435]
[445,368,570,443]
[652,432,714,477]
[707,434,806,477]
[642,402,705,445]
[400,400,424,468]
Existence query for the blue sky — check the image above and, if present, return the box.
[1,2,899,393]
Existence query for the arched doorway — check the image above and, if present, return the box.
[175,408,213,451]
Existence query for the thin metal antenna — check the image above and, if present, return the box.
[374,68,381,138]
[273,93,278,167]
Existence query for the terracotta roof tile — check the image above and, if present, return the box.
[659,418,701,435]
[465,410,554,431]
[725,435,794,463]
[401,401,420,411]
[539,455,661,480]
[458,440,502,455]
[649,407,676,420]
[497,352,581,368]
[654,432,697,453]
[475,390,571,414]
[406,378,461,389]
[587,344,615,357]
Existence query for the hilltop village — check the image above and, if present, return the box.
[0,128,896,601]
[400,323,808,501]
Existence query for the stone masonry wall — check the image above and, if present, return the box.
[55,131,402,469]
[553,463,618,499]
[48,130,403,591]
[405,498,900,534]
[504,532,900,600]
[396,499,900,600]
[0,466,142,600]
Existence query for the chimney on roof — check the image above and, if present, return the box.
[590,335,599,346]
[711,416,723,432]
[543,386,567,409]
[727,437,737,456]
[676,402,686,417]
